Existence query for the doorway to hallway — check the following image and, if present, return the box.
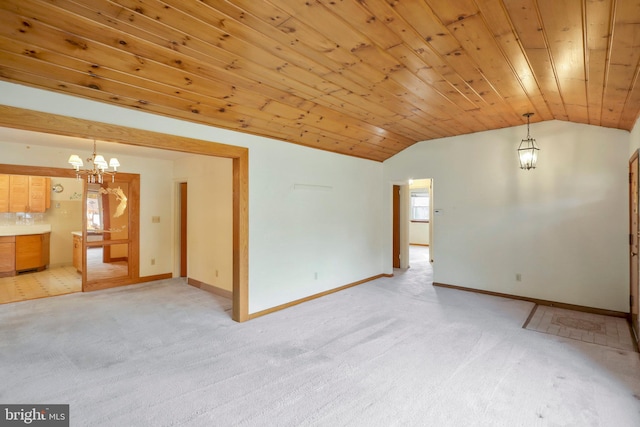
[392,178,433,270]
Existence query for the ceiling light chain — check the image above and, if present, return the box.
[518,113,539,170]
[68,140,120,183]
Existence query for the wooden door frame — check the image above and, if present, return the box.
[392,185,400,268]
[0,105,250,322]
[630,150,639,340]
[179,182,188,278]
[83,174,140,291]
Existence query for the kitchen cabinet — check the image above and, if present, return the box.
[73,233,82,273]
[0,174,51,213]
[15,232,50,273]
[0,175,8,212]
[8,175,28,213]
[28,176,51,213]
[0,236,15,277]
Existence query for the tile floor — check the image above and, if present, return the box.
[524,304,636,352]
[0,266,81,304]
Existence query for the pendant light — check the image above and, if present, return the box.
[518,113,539,170]
[68,140,120,183]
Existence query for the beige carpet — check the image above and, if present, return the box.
[1,247,639,426]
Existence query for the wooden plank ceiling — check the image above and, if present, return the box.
[0,0,639,162]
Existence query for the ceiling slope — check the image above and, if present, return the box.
[0,0,638,161]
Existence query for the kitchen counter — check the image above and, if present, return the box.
[0,224,52,237]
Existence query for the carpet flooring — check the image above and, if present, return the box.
[1,247,639,426]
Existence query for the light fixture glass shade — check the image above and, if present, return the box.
[68,154,83,167]
[94,154,107,166]
[518,113,539,170]
[68,140,121,182]
[518,138,539,170]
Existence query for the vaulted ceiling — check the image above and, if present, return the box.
[0,0,639,162]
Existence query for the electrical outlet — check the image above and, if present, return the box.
[516,273,522,282]
[151,258,155,266]
[314,272,318,280]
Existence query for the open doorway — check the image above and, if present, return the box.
[409,179,432,273]
[392,178,434,270]
[0,106,249,322]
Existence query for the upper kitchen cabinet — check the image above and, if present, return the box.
[28,176,51,213]
[0,175,8,211]
[0,175,51,213]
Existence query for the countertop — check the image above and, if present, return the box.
[0,224,52,237]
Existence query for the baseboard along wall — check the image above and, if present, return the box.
[249,273,394,320]
[433,282,628,318]
[188,277,233,299]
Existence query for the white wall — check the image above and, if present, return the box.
[247,139,384,312]
[0,82,385,314]
[174,156,233,292]
[384,120,630,312]
[46,177,83,267]
[409,222,429,245]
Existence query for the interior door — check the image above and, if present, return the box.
[630,152,639,341]
[392,185,400,268]
[180,182,187,277]
[429,179,434,263]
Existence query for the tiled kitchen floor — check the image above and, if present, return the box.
[524,304,636,352]
[0,266,81,304]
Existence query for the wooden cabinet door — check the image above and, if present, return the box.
[28,176,48,213]
[15,234,41,271]
[41,232,50,267]
[0,236,15,274]
[0,175,9,212]
[9,175,28,213]
[73,235,82,272]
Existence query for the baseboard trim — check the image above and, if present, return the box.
[249,273,394,320]
[187,277,232,299]
[433,282,628,318]
[83,273,173,292]
[136,273,172,284]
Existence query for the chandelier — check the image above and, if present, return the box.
[517,112,539,170]
[68,140,120,183]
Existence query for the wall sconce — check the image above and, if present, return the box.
[518,113,539,170]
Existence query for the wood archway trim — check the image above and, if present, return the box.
[0,105,249,322]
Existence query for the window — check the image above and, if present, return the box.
[411,189,429,221]
[86,187,103,231]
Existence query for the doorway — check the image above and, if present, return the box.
[392,179,434,270]
[83,175,139,291]
[630,151,639,341]
[179,182,187,278]
[0,106,249,321]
